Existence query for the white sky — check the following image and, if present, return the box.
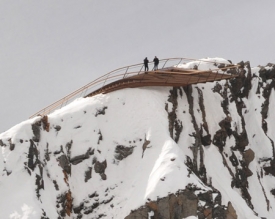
[1,0,275,132]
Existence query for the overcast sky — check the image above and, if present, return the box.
[1,1,275,132]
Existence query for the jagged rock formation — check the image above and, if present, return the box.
[1,58,275,218]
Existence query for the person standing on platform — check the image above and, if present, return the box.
[153,56,159,71]
[144,57,149,72]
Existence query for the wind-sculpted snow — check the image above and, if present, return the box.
[1,58,275,218]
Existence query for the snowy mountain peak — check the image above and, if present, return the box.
[1,58,275,219]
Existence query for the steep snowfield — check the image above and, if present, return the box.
[1,58,275,218]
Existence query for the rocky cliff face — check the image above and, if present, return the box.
[1,58,275,219]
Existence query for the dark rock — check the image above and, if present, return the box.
[243,149,255,166]
[58,155,71,175]
[233,131,249,152]
[218,63,226,69]
[35,173,44,198]
[104,196,114,204]
[98,130,103,144]
[243,166,253,177]
[226,202,237,219]
[196,87,210,141]
[84,167,92,182]
[56,190,73,217]
[70,153,89,165]
[180,190,198,218]
[213,83,222,93]
[94,160,107,173]
[0,139,5,147]
[114,145,135,160]
[198,165,207,183]
[230,62,252,100]
[183,86,203,176]
[142,138,151,158]
[125,207,148,219]
[259,67,267,82]
[54,125,62,131]
[213,192,222,205]
[202,208,212,219]
[213,129,227,151]
[44,143,51,161]
[185,156,194,174]
[212,205,226,219]
[126,190,198,219]
[92,157,97,165]
[95,106,108,117]
[53,180,59,190]
[83,206,93,215]
[229,152,239,167]
[73,203,84,214]
[94,160,107,180]
[88,192,98,198]
[83,201,101,215]
[219,117,232,136]
[201,134,211,146]
[166,88,183,143]
[65,141,73,159]
[198,191,212,204]
[9,142,15,151]
[235,169,247,188]
[261,79,275,133]
[32,121,41,142]
[263,159,275,176]
[41,116,50,132]
[174,119,183,143]
[100,173,107,180]
[28,140,39,171]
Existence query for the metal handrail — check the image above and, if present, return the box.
[29,57,237,118]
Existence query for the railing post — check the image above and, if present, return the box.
[102,72,111,87]
[162,59,169,69]
[197,61,202,69]
[176,58,183,67]
[214,71,219,81]
[83,88,88,97]
[123,67,129,78]
[138,65,144,75]
[60,97,66,108]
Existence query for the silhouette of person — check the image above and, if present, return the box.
[153,56,159,70]
[144,57,149,72]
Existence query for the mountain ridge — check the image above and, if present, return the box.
[1,58,275,219]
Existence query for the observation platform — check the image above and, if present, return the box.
[30,58,241,118]
[86,66,238,97]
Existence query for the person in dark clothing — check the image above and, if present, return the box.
[144,57,149,72]
[153,56,159,70]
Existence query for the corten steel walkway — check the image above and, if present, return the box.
[30,58,240,118]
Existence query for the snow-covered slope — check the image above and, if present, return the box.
[1,58,275,219]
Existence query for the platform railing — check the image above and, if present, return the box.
[29,57,238,118]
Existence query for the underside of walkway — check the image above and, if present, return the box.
[86,66,239,97]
